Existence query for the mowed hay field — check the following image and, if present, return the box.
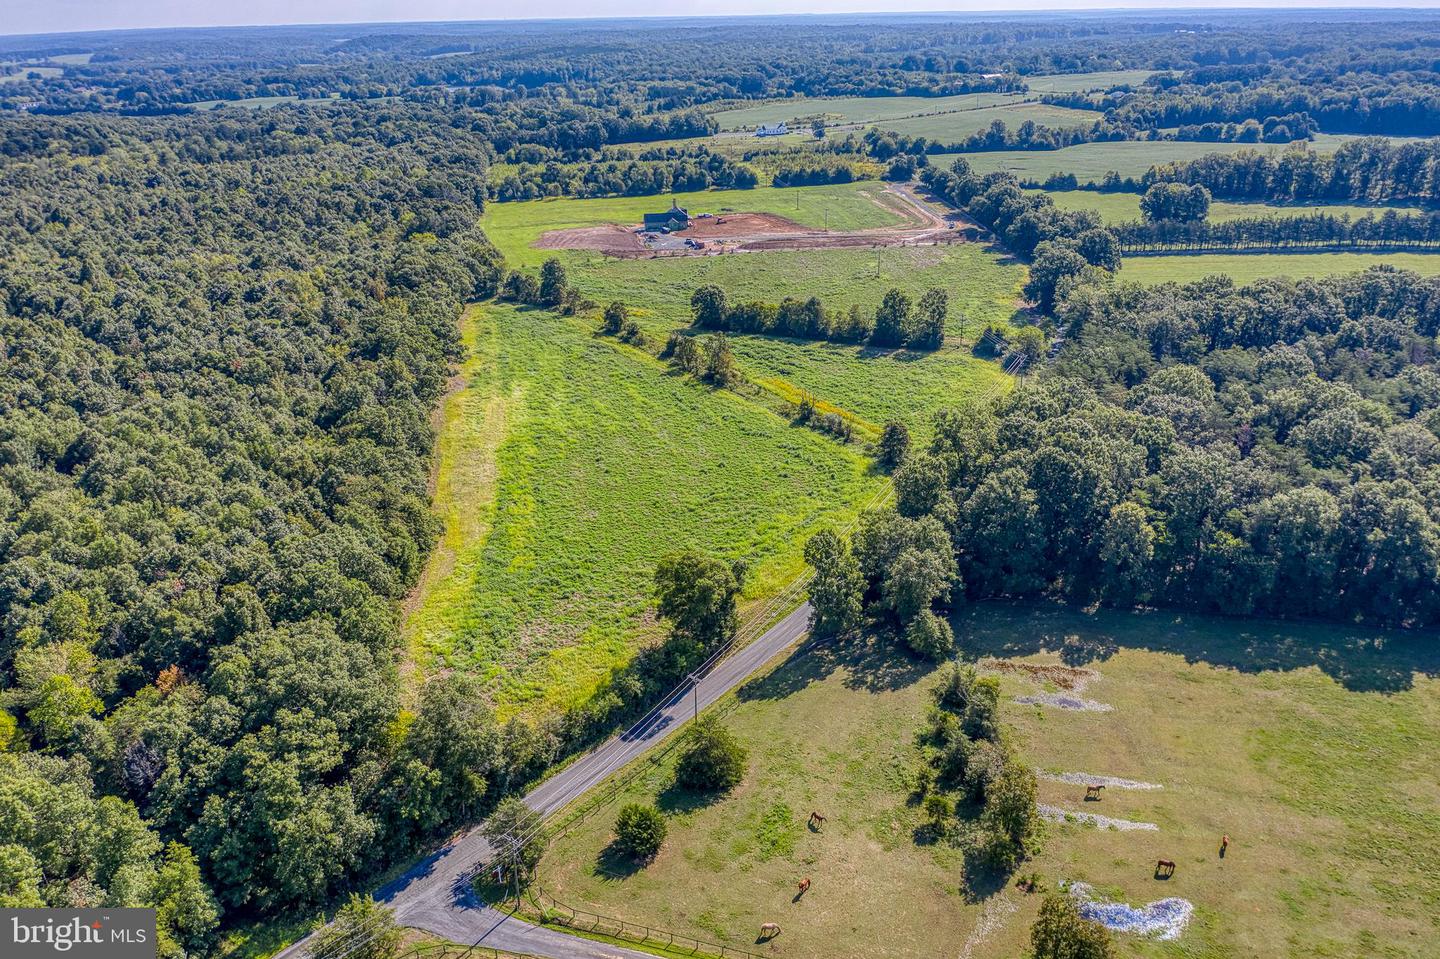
[931,140,1317,185]
[1121,252,1440,285]
[709,91,1027,129]
[404,302,879,714]
[1038,189,1417,225]
[875,102,1102,142]
[1024,69,1167,92]
[536,602,1440,959]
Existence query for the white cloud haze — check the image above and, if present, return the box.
[7,0,1440,39]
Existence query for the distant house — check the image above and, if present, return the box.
[755,122,788,137]
[643,201,691,232]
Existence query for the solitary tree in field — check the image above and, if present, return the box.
[1030,893,1115,959]
[804,530,864,637]
[602,300,628,334]
[675,717,748,793]
[705,333,741,387]
[613,803,667,861]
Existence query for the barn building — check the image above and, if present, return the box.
[754,122,788,137]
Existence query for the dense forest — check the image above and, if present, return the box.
[0,106,518,933]
[868,267,1440,626]
[1143,138,1440,204]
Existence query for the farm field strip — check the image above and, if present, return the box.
[929,136,1379,184]
[416,302,879,714]
[1036,189,1418,225]
[1120,250,1440,284]
[709,91,1029,129]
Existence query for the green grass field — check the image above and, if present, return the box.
[874,102,1103,143]
[1038,189,1416,225]
[1024,69,1167,93]
[931,139,1321,185]
[709,92,1026,130]
[483,190,1025,437]
[0,65,62,83]
[536,601,1440,959]
[482,182,908,269]
[1121,251,1440,285]
[405,301,880,714]
[402,188,1021,713]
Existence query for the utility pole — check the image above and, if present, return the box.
[687,672,702,721]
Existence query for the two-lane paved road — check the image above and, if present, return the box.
[286,602,814,959]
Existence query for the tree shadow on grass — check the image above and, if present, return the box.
[960,858,1017,905]
[655,779,729,816]
[736,630,936,704]
[593,841,647,882]
[952,598,1440,694]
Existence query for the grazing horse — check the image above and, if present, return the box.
[797,878,811,896]
[1155,859,1177,877]
[1084,784,1105,801]
[808,811,827,828]
[1220,835,1229,857]
[759,922,782,940]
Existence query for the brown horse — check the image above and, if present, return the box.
[1219,835,1229,857]
[1084,784,1105,801]
[797,878,811,896]
[759,922,782,940]
[808,811,827,829]
[1155,859,1177,878]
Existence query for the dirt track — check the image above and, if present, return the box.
[534,182,984,258]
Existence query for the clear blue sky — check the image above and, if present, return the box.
[8,1,1437,39]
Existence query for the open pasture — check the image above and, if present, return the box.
[873,102,1103,142]
[1038,189,1417,225]
[536,601,1440,959]
[404,302,879,714]
[709,91,1026,130]
[932,139,1317,185]
[1024,69,1166,92]
[543,240,1022,436]
[1120,251,1440,285]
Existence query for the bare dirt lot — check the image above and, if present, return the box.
[535,183,985,258]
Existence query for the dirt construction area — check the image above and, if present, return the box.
[535,183,985,258]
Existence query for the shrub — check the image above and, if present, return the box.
[602,300,628,334]
[619,319,645,346]
[1031,893,1115,959]
[675,717,748,793]
[904,608,954,660]
[613,803,667,861]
